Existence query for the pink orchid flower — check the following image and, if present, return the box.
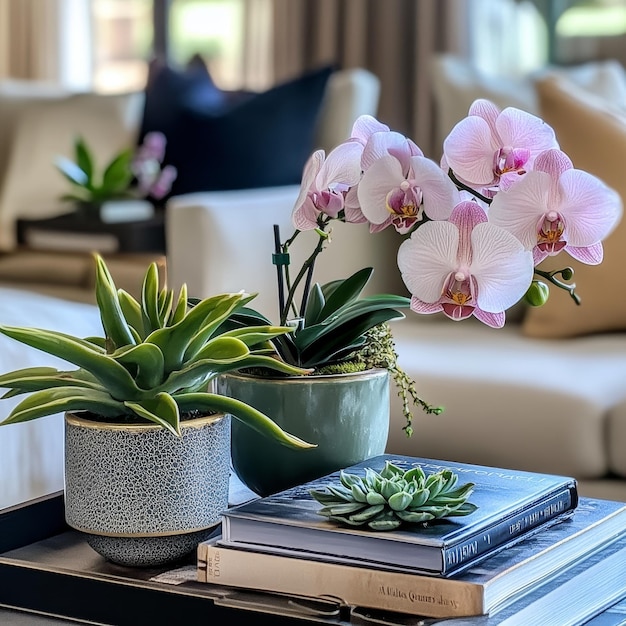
[351,129,458,233]
[443,99,559,195]
[397,201,533,328]
[292,141,364,231]
[489,149,623,265]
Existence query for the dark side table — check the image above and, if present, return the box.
[16,209,166,254]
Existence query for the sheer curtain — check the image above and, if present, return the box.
[268,0,469,157]
[0,0,62,81]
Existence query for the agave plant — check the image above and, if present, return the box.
[0,254,314,448]
[310,461,477,530]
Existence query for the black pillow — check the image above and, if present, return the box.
[140,61,334,196]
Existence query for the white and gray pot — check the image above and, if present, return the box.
[64,411,230,567]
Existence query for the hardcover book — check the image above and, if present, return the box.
[220,454,579,576]
[201,498,626,619]
[424,533,626,625]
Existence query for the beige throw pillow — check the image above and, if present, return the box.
[522,76,626,338]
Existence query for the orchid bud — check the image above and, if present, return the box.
[525,281,550,307]
[560,267,574,281]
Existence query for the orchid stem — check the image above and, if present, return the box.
[448,169,492,205]
[534,268,581,305]
[279,218,331,326]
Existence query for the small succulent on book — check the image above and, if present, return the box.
[309,461,477,531]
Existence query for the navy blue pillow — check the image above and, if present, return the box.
[139,56,227,144]
[140,63,333,196]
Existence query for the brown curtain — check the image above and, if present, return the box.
[0,0,61,81]
[270,0,468,158]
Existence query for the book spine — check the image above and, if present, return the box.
[443,486,575,574]
[197,542,484,619]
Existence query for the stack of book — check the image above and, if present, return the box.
[197,454,626,625]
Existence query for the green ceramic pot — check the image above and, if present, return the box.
[217,368,390,496]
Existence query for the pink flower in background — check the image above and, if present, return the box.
[292,142,363,231]
[132,131,177,200]
[489,149,623,265]
[397,201,533,328]
[443,99,558,196]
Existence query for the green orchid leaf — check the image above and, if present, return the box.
[303,283,325,327]
[0,387,125,425]
[74,136,94,182]
[54,156,89,188]
[94,255,136,348]
[113,343,165,389]
[101,148,134,194]
[295,296,407,352]
[174,392,315,449]
[316,267,373,322]
[0,325,139,398]
[125,392,180,437]
[298,309,403,367]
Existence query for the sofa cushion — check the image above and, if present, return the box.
[141,61,333,196]
[386,319,626,480]
[522,75,626,338]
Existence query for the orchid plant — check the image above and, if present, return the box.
[225,98,622,435]
[55,131,177,210]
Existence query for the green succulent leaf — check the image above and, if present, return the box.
[0,326,139,398]
[0,367,103,397]
[0,387,125,425]
[170,284,189,325]
[310,463,477,531]
[94,255,136,348]
[117,289,146,338]
[125,392,180,436]
[113,343,165,389]
[141,262,162,330]
[174,392,315,449]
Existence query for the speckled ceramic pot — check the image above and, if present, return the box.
[64,412,230,568]
[218,368,390,497]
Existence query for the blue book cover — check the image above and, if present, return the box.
[421,533,626,625]
[222,454,578,575]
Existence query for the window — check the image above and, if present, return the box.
[91,0,153,93]
[89,0,261,93]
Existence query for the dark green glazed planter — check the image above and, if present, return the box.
[217,368,390,496]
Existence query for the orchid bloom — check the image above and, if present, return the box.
[132,131,177,199]
[489,149,623,265]
[292,142,363,231]
[443,99,559,196]
[352,129,458,234]
[397,201,534,328]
